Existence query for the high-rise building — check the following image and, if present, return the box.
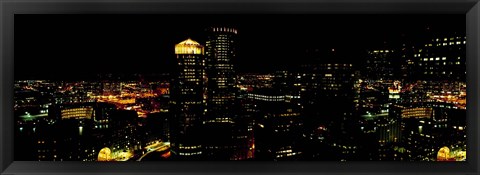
[300,48,361,161]
[205,27,237,120]
[246,89,303,160]
[300,49,356,128]
[399,44,416,83]
[365,49,399,81]
[170,38,206,160]
[108,110,142,156]
[203,27,238,160]
[390,105,436,161]
[231,94,255,160]
[39,102,118,161]
[413,35,466,81]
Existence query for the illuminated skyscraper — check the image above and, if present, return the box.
[246,89,303,160]
[205,27,237,121]
[203,27,239,160]
[170,38,206,160]
[365,49,398,81]
[414,35,466,81]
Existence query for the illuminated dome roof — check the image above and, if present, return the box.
[97,147,112,161]
[437,146,450,161]
[177,38,201,46]
[175,38,204,55]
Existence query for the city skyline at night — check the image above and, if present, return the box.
[14,14,466,161]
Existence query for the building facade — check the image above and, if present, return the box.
[170,39,206,160]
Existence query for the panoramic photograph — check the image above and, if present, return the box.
[14,14,466,161]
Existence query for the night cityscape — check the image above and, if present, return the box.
[14,14,466,161]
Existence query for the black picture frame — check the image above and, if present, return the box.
[1,0,479,175]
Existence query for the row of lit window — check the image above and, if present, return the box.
[182,62,198,66]
[248,94,284,99]
[212,27,238,34]
[252,98,283,102]
[181,76,199,79]
[215,47,231,51]
[214,64,232,67]
[401,108,432,118]
[433,37,465,42]
[210,97,229,101]
[185,79,200,82]
[424,41,465,47]
[180,88,195,92]
[276,149,293,154]
[423,71,454,75]
[213,36,231,40]
[175,47,204,55]
[181,101,202,105]
[205,118,234,123]
[183,69,197,72]
[420,57,447,61]
[179,145,201,150]
[178,151,202,156]
[372,50,394,53]
[419,62,454,66]
[62,110,91,116]
[331,143,357,150]
[284,95,300,99]
[212,39,229,43]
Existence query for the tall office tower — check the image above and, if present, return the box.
[272,70,302,103]
[300,48,361,161]
[407,35,467,105]
[204,27,238,160]
[389,105,436,161]
[414,35,466,81]
[247,89,303,161]
[109,110,142,156]
[170,39,206,160]
[399,42,416,83]
[231,95,255,160]
[365,49,399,81]
[300,48,356,128]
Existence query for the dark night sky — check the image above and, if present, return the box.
[15,14,465,80]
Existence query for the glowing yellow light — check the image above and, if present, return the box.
[97,147,112,161]
[175,38,204,55]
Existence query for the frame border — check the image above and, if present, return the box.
[1,0,479,175]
